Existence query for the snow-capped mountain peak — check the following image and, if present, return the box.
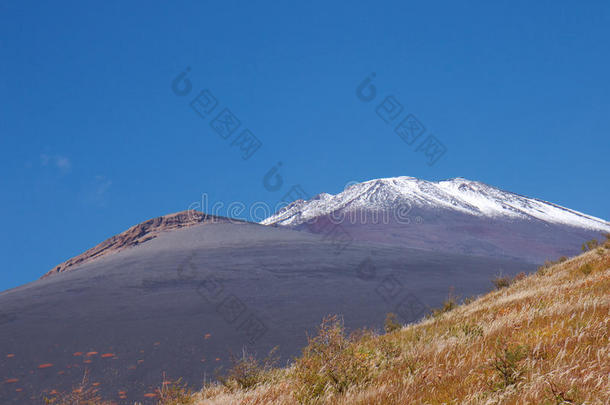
[261,176,610,232]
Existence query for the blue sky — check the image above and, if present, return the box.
[1,0,609,290]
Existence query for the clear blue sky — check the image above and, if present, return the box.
[1,0,609,290]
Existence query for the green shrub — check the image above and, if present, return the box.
[537,260,554,276]
[461,322,484,338]
[492,275,511,290]
[441,297,457,312]
[430,297,458,318]
[463,295,477,305]
[545,380,583,405]
[384,312,402,334]
[156,376,194,405]
[293,315,378,403]
[581,239,599,252]
[537,256,570,276]
[579,263,593,276]
[217,347,278,391]
[490,343,529,389]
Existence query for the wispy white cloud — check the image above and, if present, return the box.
[40,154,71,173]
[79,175,113,207]
[93,175,112,199]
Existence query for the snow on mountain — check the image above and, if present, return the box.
[261,176,610,232]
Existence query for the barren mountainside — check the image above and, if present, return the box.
[0,218,532,404]
[42,211,234,278]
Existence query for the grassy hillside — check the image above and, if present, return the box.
[186,243,609,405]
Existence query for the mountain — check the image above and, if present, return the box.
[2,177,606,403]
[262,176,610,262]
[42,211,235,278]
[0,211,532,404]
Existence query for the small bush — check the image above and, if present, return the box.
[217,347,278,391]
[376,338,402,361]
[490,343,529,389]
[491,270,528,290]
[579,263,593,276]
[538,256,570,276]
[293,315,379,403]
[384,312,401,333]
[581,239,599,252]
[545,380,583,405]
[430,289,458,318]
[463,295,477,305]
[492,275,511,290]
[537,261,552,276]
[460,322,483,338]
[440,297,457,313]
[156,376,194,405]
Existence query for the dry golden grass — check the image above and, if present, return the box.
[43,370,113,405]
[191,246,610,405]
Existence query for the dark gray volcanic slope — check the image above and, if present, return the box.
[0,221,534,404]
[292,209,601,263]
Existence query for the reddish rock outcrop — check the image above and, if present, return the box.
[42,210,229,278]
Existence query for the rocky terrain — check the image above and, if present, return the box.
[42,211,233,278]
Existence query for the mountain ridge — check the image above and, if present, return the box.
[41,176,609,279]
[262,176,610,231]
[42,211,236,278]
[260,176,609,263]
